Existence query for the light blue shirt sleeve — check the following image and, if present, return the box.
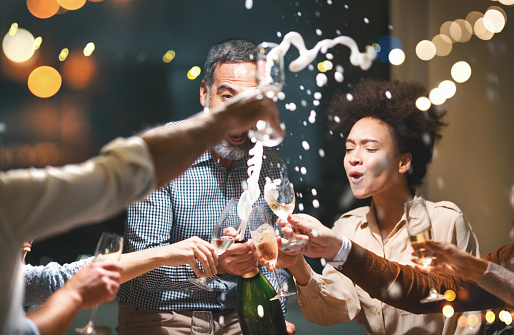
[24,257,93,305]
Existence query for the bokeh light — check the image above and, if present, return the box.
[187,66,201,80]
[474,18,495,40]
[33,37,42,50]
[457,316,468,328]
[416,40,436,61]
[26,0,60,19]
[389,48,405,65]
[83,42,95,56]
[429,87,446,105]
[57,0,86,10]
[28,66,62,98]
[442,305,454,318]
[484,7,506,33]
[376,35,403,63]
[466,11,484,29]
[467,314,479,328]
[444,289,456,301]
[61,50,97,90]
[163,50,176,63]
[438,80,457,99]
[450,20,473,43]
[498,0,514,4]
[451,61,472,83]
[2,27,36,63]
[416,96,431,111]
[432,34,452,57]
[59,48,69,61]
[500,310,513,324]
[486,310,496,324]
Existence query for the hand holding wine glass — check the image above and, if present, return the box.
[405,199,445,303]
[76,232,123,335]
[188,199,241,291]
[248,205,295,301]
[248,42,285,147]
[264,177,307,252]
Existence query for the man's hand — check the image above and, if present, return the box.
[412,240,488,282]
[212,88,285,139]
[278,214,344,260]
[218,239,258,276]
[163,237,218,278]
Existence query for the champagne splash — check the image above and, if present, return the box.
[268,31,376,75]
[237,141,264,238]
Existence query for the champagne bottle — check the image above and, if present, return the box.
[236,267,288,335]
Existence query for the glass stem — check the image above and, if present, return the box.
[272,268,283,294]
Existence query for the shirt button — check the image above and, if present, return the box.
[376,309,381,315]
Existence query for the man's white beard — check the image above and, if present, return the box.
[213,138,252,161]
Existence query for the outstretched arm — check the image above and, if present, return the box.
[26,261,122,335]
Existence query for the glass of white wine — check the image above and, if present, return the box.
[76,232,123,335]
[248,42,284,147]
[248,205,295,301]
[188,199,241,291]
[405,198,445,303]
[264,177,307,252]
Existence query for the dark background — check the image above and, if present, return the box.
[1,0,389,266]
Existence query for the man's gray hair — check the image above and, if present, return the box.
[203,39,256,95]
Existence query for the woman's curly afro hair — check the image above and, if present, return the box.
[328,78,447,191]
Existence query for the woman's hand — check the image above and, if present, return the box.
[164,237,218,278]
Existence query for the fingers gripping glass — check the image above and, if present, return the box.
[264,177,306,252]
[405,199,445,303]
[188,199,241,291]
[249,205,295,301]
[75,232,123,335]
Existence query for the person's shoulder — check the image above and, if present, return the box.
[427,199,463,215]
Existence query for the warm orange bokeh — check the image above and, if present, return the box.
[61,51,97,90]
[57,0,86,11]
[28,66,62,98]
[26,0,60,19]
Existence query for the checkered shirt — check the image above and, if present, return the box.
[117,147,290,313]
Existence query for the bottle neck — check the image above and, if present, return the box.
[241,267,260,278]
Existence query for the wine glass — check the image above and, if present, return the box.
[264,177,306,252]
[404,198,445,303]
[188,199,241,291]
[191,311,214,335]
[248,205,295,301]
[76,232,124,335]
[248,42,285,147]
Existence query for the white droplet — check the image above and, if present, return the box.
[318,148,325,157]
[314,92,322,100]
[277,31,282,38]
[385,91,392,99]
[311,188,317,196]
[289,102,297,111]
[302,141,310,150]
[313,100,320,106]
[316,29,323,36]
[346,93,353,101]
[257,304,264,318]
[364,17,369,24]
[334,72,344,82]
[320,258,327,267]
[308,111,316,124]
[316,73,328,87]
[300,167,307,175]
[301,100,307,107]
[312,229,319,237]
[218,315,225,326]
[245,0,253,9]
[326,53,334,60]
[312,199,320,208]
[334,116,341,123]
[298,203,304,211]
[277,91,286,100]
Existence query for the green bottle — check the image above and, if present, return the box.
[236,267,288,335]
